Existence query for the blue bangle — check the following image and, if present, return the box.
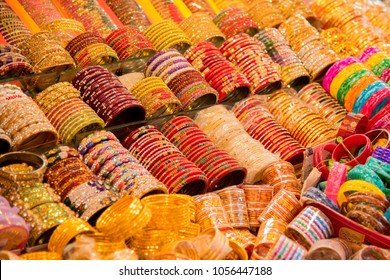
[347,164,386,191]
[352,80,389,113]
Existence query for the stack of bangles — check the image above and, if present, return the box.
[233,96,305,164]
[105,26,156,60]
[0,44,33,77]
[160,116,247,192]
[193,193,232,231]
[130,76,182,118]
[36,82,105,144]
[17,0,63,28]
[261,160,302,198]
[144,20,192,52]
[19,32,75,73]
[0,84,58,151]
[184,41,251,103]
[297,83,347,129]
[278,14,340,82]
[43,145,118,222]
[65,32,118,68]
[359,47,390,84]
[96,195,152,241]
[305,238,353,260]
[257,189,302,225]
[254,27,310,88]
[182,0,216,18]
[192,228,232,260]
[179,12,225,46]
[41,19,86,48]
[123,125,208,195]
[150,0,184,24]
[251,218,287,260]
[195,105,280,184]
[47,217,96,255]
[104,0,151,32]
[11,182,75,246]
[286,206,334,250]
[323,56,390,119]
[266,89,337,147]
[72,65,146,126]
[144,49,218,110]
[241,184,274,230]
[78,130,168,198]
[247,0,285,30]
[141,194,192,235]
[216,186,250,228]
[213,7,259,38]
[219,33,282,95]
[319,27,360,59]
[55,0,118,38]
[0,1,32,47]
[0,151,48,198]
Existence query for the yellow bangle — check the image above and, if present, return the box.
[337,180,386,208]
[48,218,96,255]
[329,63,366,98]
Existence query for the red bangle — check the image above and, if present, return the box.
[332,134,373,167]
[314,143,337,181]
[337,113,368,139]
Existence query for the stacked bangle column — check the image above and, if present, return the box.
[72,65,146,126]
[144,48,218,110]
[219,33,282,95]
[161,115,247,192]
[184,41,251,103]
[123,125,208,195]
[233,96,305,164]
[266,89,337,147]
[254,27,310,88]
[195,105,280,184]
[278,14,340,82]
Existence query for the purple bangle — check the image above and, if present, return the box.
[358,47,381,63]
[322,57,360,93]
[372,146,390,164]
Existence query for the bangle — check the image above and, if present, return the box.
[332,134,373,167]
[48,217,96,254]
[313,143,337,181]
[96,195,152,241]
[286,206,334,250]
[336,113,368,140]
[324,161,346,205]
[347,164,387,196]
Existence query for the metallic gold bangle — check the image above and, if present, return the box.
[48,217,96,255]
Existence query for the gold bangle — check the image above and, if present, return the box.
[48,218,96,255]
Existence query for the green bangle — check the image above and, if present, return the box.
[372,58,390,76]
[347,164,385,192]
[337,69,370,106]
[365,157,390,184]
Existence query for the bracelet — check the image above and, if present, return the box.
[332,134,373,167]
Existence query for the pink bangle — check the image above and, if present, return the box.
[358,47,381,63]
[367,103,390,131]
[323,57,359,93]
[379,67,390,83]
[360,87,390,119]
[324,161,347,204]
[332,134,373,167]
